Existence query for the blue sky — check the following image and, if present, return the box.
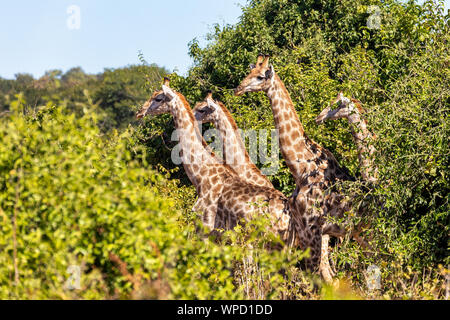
[0,0,246,79]
[0,0,448,79]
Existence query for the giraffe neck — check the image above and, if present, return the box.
[213,104,253,174]
[348,113,377,182]
[212,103,273,188]
[170,94,222,190]
[265,74,321,184]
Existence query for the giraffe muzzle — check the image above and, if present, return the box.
[136,101,151,119]
[234,86,245,96]
[315,107,335,124]
[136,109,146,119]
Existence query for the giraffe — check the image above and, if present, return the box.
[316,92,378,183]
[235,55,355,281]
[192,92,324,269]
[192,92,274,189]
[136,79,320,265]
[316,92,379,247]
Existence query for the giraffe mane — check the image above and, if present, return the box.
[272,73,354,180]
[217,101,238,131]
[351,98,366,114]
[349,97,376,139]
[217,101,264,170]
[176,92,195,121]
[175,92,237,174]
[174,92,212,151]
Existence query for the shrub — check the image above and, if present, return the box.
[0,98,306,299]
[135,0,448,298]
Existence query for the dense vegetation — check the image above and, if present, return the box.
[0,0,448,299]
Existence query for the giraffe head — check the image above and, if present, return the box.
[315,92,364,124]
[234,54,274,96]
[192,92,218,123]
[136,78,177,118]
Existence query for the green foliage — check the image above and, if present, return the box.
[164,0,448,297]
[0,64,167,132]
[0,100,169,298]
[0,99,305,300]
[0,0,448,300]
[93,65,167,131]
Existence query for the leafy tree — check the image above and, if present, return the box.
[0,64,168,132]
[147,0,449,294]
[0,0,447,300]
[0,97,303,299]
[93,65,167,131]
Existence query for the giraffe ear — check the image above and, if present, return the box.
[265,65,274,79]
[249,64,256,70]
[336,92,351,106]
[163,77,170,86]
[330,93,341,106]
[256,54,264,65]
[162,84,175,100]
[351,98,362,105]
[261,55,270,69]
[206,96,218,110]
[351,98,365,113]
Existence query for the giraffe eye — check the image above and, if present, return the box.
[257,76,265,81]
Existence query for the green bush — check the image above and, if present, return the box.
[0,0,447,300]
[136,0,448,298]
[0,99,167,298]
[0,65,167,132]
[0,98,307,299]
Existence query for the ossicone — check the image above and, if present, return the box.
[256,54,265,65]
[163,77,170,86]
[261,55,270,68]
